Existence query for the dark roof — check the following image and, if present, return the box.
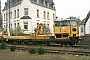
[20,16,32,19]
[3,2,9,10]
[3,0,55,11]
[48,0,54,4]
[81,11,90,24]
[31,0,54,4]
[45,0,54,4]
[31,0,55,10]
[2,0,22,11]
[45,0,49,3]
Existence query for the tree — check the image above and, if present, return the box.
[42,24,51,35]
[34,24,51,35]
[12,26,24,36]
[32,28,37,36]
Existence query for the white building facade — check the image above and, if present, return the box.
[80,11,90,35]
[2,0,56,35]
[85,17,90,34]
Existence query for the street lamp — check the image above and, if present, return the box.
[8,0,10,36]
[6,0,10,36]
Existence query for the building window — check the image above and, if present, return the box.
[37,9,39,18]
[17,9,19,17]
[4,14,5,21]
[45,2,47,6]
[6,13,8,21]
[11,24,12,28]
[17,23,19,26]
[14,10,16,18]
[53,14,55,20]
[43,11,46,19]
[50,4,53,8]
[4,25,5,28]
[81,27,83,32]
[15,23,16,28]
[37,23,39,25]
[47,24,49,27]
[9,24,10,29]
[10,12,12,18]
[24,22,28,30]
[47,12,50,20]
[24,8,28,16]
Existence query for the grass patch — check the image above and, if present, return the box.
[0,49,90,60]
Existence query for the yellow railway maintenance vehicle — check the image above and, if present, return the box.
[0,20,79,46]
[54,19,79,46]
[0,27,4,40]
[1,24,52,45]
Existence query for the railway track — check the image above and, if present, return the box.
[73,45,90,49]
[7,45,90,56]
[45,49,90,56]
[48,44,90,49]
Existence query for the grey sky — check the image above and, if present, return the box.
[53,0,90,20]
[1,0,90,20]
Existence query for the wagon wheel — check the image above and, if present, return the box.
[69,43,74,46]
[47,42,50,46]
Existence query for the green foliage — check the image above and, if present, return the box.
[4,31,7,35]
[11,26,24,36]
[42,24,51,35]
[32,28,37,35]
[33,24,51,35]
[29,47,37,54]
[38,47,45,54]
[10,46,16,51]
[0,42,7,50]
[34,28,37,33]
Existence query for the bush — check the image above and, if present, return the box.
[10,46,16,51]
[29,47,37,54]
[0,42,7,50]
[38,47,45,54]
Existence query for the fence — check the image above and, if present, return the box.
[79,35,90,45]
